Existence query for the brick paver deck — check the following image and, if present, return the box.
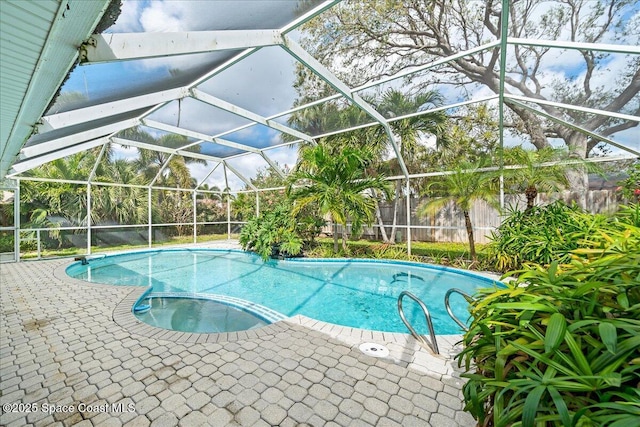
[0,244,475,426]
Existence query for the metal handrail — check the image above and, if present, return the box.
[397,291,439,354]
[444,288,475,332]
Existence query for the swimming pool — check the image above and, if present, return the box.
[67,249,500,335]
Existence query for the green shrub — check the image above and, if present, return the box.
[239,203,304,261]
[457,211,640,427]
[0,234,14,252]
[616,161,640,203]
[487,201,610,272]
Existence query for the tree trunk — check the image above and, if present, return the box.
[561,131,589,209]
[341,214,349,252]
[463,210,476,262]
[374,196,390,243]
[332,220,339,254]
[525,186,538,211]
[342,226,348,252]
[389,180,401,243]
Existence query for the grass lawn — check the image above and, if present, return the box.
[19,233,239,259]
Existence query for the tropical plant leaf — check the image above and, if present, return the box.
[522,385,546,427]
[545,313,567,354]
[599,322,618,354]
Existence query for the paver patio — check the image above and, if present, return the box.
[0,243,475,426]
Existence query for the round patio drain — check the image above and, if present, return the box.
[359,342,389,358]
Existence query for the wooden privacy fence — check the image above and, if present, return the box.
[334,190,621,244]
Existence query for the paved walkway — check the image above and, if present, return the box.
[0,244,476,426]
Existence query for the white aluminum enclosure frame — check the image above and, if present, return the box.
[3,0,639,261]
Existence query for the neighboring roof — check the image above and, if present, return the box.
[1,1,638,191]
[0,0,112,179]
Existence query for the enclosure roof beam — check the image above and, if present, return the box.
[9,137,110,176]
[149,153,174,187]
[142,119,261,154]
[80,30,282,63]
[39,49,260,134]
[389,95,499,123]
[280,0,342,34]
[508,37,640,54]
[280,35,410,179]
[507,100,640,157]
[110,137,224,162]
[504,94,640,123]
[40,88,189,132]
[20,117,140,159]
[384,154,637,181]
[266,41,501,123]
[222,164,230,192]
[260,152,287,178]
[195,162,222,190]
[88,143,109,183]
[223,161,257,191]
[191,89,315,144]
[301,96,500,142]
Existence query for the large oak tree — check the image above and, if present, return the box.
[300,0,639,192]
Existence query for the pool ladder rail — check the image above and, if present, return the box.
[397,288,476,355]
[397,291,440,354]
[444,288,475,332]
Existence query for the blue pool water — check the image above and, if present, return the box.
[67,249,501,334]
[135,297,270,333]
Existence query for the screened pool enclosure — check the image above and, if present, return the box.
[1,0,638,262]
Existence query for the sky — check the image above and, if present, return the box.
[51,0,639,192]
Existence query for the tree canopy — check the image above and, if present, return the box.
[300,0,639,191]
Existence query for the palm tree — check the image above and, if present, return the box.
[287,88,450,244]
[373,89,451,242]
[93,159,147,225]
[503,146,595,212]
[417,160,497,263]
[23,150,97,227]
[287,144,391,253]
[125,132,204,232]
[131,133,203,187]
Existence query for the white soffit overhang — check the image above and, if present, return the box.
[0,0,111,179]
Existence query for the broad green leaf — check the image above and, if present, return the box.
[601,372,622,387]
[599,322,618,354]
[592,335,640,373]
[610,418,640,427]
[563,332,593,376]
[617,292,630,309]
[545,313,567,354]
[522,385,546,427]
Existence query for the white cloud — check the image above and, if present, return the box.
[262,145,298,171]
[109,0,142,32]
[139,1,185,32]
[110,143,139,161]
